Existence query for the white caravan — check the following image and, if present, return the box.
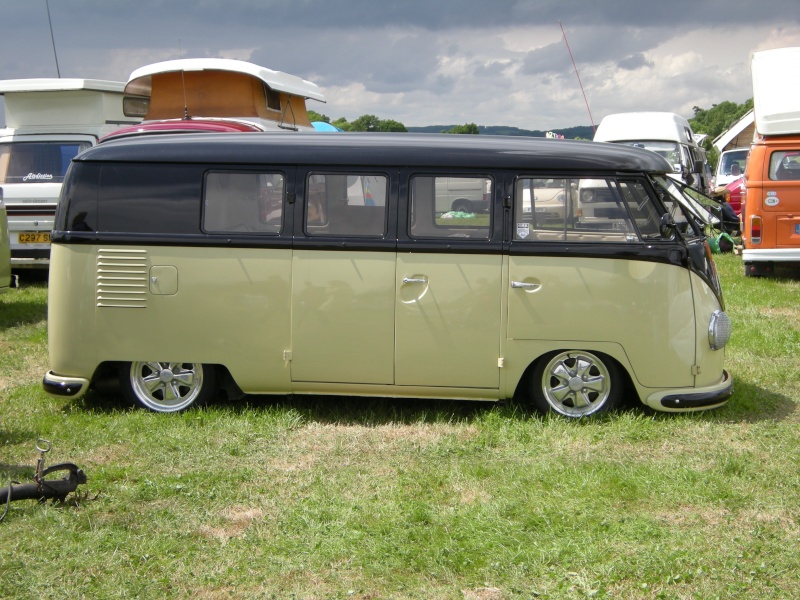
[0,79,141,268]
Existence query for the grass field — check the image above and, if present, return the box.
[1,254,799,599]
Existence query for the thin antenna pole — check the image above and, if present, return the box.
[46,0,61,77]
[560,21,595,133]
[179,39,189,119]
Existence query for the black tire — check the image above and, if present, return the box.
[744,262,773,278]
[451,199,472,213]
[119,361,216,413]
[530,351,622,418]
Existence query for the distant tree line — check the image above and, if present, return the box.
[308,111,594,138]
[308,111,408,132]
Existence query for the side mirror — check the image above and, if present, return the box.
[659,213,677,239]
[693,159,704,173]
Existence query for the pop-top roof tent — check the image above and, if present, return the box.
[711,110,755,154]
[123,58,326,131]
[0,79,134,132]
[752,47,800,136]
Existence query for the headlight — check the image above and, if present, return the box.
[708,310,732,350]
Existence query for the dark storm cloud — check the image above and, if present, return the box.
[617,53,654,71]
[248,29,447,94]
[175,0,800,29]
[7,0,799,48]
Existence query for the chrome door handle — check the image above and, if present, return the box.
[511,281,541,290]
[403,277,427,284]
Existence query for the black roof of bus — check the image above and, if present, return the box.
[75,132,673,173]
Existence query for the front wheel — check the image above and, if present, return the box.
[120,362,216,413]
[530,351,621,418]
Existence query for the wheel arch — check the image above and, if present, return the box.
[511,346,639,409]
[88,360,243,404]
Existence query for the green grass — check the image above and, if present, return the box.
[2,254,800,599]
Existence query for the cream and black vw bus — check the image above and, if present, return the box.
[43,133,733,417]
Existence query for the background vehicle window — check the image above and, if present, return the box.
[409,175,491,239]
[769,151,800,180]
[0,142,90,184]
[514,177,657,242]
[305,173,387,237]
[204,172,284,234]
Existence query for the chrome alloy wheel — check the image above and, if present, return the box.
[129,362,205,413]
[538,351,615,418]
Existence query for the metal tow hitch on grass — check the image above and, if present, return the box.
[0,438,87,522]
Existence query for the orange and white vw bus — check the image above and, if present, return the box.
[742,47,800,276]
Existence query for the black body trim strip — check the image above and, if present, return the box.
[660,371,733,409]
[11,248,50,259]
[52,232,694,266]
[6,207,57,216]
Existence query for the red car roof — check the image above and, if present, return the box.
[101,118,263,142]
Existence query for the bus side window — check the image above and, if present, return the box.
[616,180,661,238]
[203,171,284,234]
[409,175,491,239]
[513,177,569,241]
[514,177,658,243]
[305,173,387,237]
[770,151,800,180]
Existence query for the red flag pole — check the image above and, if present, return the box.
[560,21,596,133]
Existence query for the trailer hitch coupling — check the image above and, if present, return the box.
[0,439,87,522]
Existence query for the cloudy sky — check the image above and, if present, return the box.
[1,1,799,131]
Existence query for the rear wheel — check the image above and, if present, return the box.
[744,261,773,277]
[451,199,472,213]
[531,351,621,418]
[120,361,216,413]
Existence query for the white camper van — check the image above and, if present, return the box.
[594,112,709,192]
[0,79,141,268]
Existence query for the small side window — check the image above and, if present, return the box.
[264,85,281,112]
[203,172,284,234]
[305,173,387,237]
[409,175,492,239]
[769,150,800,180]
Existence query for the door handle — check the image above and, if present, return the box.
[403,277,427,284]
[511,281,541,291]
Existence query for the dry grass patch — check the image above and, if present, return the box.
[269,422,479,473]
[198,505,265,542]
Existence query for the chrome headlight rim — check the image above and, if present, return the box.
[708,309,732,350]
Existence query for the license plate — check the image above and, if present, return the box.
[18,232,51,244]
